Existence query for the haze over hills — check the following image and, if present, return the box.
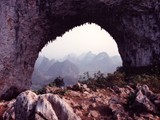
[31,51,122,89]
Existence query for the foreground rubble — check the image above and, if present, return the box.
[3,91,80,120]
[1,83,160,120]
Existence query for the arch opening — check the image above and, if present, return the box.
[0,0,160,99]
[31,23,122,90]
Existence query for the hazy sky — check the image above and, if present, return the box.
[40,23,120,59]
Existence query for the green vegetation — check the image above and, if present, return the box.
[34,76,65,95]
[48,76,65,88]
[79,67,160,92]
[34,86,46,94]
[79,70,126,91]
[126,74,160,93]
[34,87,68,95]
[34,66,160,94]
[126,92,136,107]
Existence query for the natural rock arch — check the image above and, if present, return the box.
[0,0,160,96]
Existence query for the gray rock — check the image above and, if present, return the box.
[42,94,81,120]
[0,0,160,96]
[3,99,16,120]
[133,89,156,113]
[15,90,38,120]
[109,97,131,120]
[4,90,81,120]
[35,96,58,120]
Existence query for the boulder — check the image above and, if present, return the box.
[41,94,81,120]
[88,110,99,118]
[133,90,156,113]
[3,90,81,120]
[15,90,38,120]
[3,99,16,120]
[35,96,58,120]
[71,83,90,92]
[0,0,160,97]
[108,97,131,120]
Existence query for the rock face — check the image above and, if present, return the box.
[0,0,160,95]
[3,90,80,120]
[64,84,160,119]
[3,84,160,120]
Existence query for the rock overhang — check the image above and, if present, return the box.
[0,0,160,97]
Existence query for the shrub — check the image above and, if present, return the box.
[79,70,126,90]
[49,76,65,88]
[34,86,46,94]
[79,68,160,93]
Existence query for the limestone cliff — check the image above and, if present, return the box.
[0,0,160,96]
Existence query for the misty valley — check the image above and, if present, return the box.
[31,51,122,90]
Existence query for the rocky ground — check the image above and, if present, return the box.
[0,82,160,120]
[64,83,160,120]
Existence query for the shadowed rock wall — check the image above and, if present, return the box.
[0,0,160,96]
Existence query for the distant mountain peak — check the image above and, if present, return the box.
[97,52,109,56]
[86,51,94,55]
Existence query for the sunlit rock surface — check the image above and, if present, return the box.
[0,0,160,95]
[2,84,160,120]
[3,90,80,120]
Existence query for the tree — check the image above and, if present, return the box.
[49,76,65,88]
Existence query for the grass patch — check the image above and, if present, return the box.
[34,66,160,94]
[79,70,126,90]
[79,67,160,92]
